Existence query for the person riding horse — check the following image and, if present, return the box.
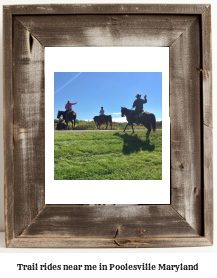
[98,106,105,123]
[63,100,77,120]
[130,94,147,123]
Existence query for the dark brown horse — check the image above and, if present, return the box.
[93,115,112,130]
[57,110,76,130]
[121,107,156,138]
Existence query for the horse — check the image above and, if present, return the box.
[57,110,76,130]
[93,115,112,130]
[121,107,156,138]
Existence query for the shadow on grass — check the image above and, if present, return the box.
[113,132,155,155]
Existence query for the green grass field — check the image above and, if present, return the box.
[54,130,162,180]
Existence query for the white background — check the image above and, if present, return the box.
[0,0,216,277]
[45,47,170,204]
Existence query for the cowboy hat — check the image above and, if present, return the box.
[135,94,141,98]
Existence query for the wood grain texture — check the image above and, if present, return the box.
[20,205,198,238]
[203,125,213,243]
[16,15,197,47]
[3,7,14,247]
[12,17,45,237]
[202,6,212,129]
[201,6,213,244]
[8,237,212,248]
[170,17,202,234]
[4,4,207,15]
[3,4,213,248]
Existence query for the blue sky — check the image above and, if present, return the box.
[54,72,162,122]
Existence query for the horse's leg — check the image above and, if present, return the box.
[105,121,108,130]
[73,115,76,129]
[149,126,151,136]
[65,116,68,130]
[146,125,150,138]
[131,124,134,133]
[123,123,129,132]
[110,121,112,130]
[65,117,69,130]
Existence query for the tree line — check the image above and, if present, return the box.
[54,119,162,130]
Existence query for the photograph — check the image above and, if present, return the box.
[54,72,162,180]
[45,47,169,204]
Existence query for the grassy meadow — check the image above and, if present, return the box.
[54,130,162,180]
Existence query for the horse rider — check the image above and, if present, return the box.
[130,94,147,123]
[63,100,77,120]
[98,106,105,123]
[56,116,63,130]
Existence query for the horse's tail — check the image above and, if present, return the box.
[152,114,156,132]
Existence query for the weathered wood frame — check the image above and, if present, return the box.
[3,4,212,248]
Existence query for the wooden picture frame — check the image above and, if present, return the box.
[3,4,213,248]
